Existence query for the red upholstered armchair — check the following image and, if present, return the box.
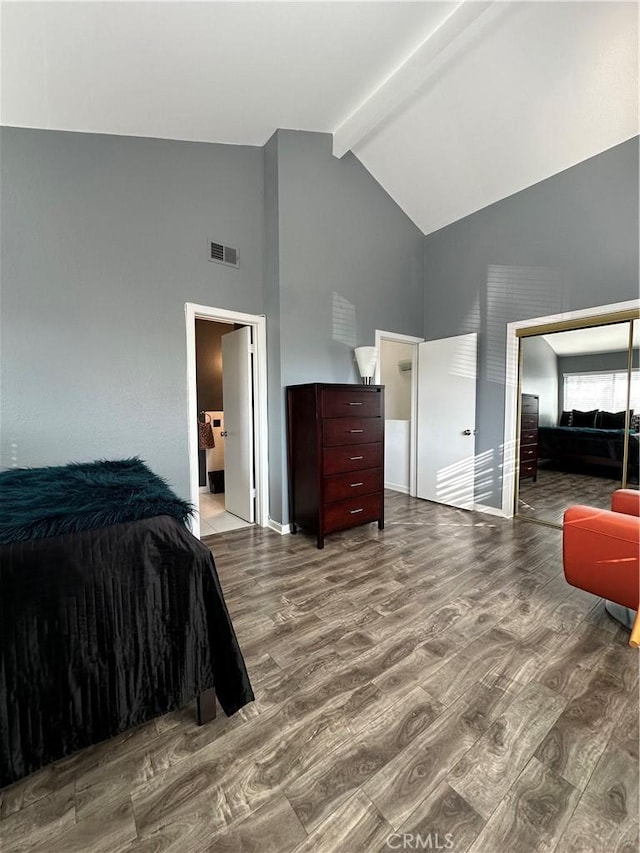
[563,489,640,648]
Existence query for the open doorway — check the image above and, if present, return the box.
[195,318,251,536]
[185,304,269,540]
[375,329,423,497]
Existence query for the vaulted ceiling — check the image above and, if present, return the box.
[2,1,637,234]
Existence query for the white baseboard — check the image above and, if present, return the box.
[198,486,209,494]
[474,502,507,518]
[267,518,291,535]
[384,482,410,494]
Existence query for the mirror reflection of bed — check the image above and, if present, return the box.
[517,318,639,527]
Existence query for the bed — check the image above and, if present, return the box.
[0,459,253,787]
[538,425,639,480]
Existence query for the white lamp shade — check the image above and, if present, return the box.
[354,346,377,379]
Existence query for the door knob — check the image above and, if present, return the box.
[462,429,472,436]
[220,430,228,438]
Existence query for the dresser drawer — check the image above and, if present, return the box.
[520,460,537,479]
[521,414,538,431]
[323,417,384,447]
[521,429,538,445]
[323,493,383,534]
[323,467,382,503]
[520,445,537,462]
[323,443,383,475]
[320,388,383,419]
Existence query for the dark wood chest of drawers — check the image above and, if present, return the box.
[520,393,539,481]
[286,383,385,549]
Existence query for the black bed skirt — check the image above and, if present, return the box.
[0,515,253,787]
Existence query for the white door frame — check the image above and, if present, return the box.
[501,298,640,518]
[374,329,424,498]
[185,303,269,538]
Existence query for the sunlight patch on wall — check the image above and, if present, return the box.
[332,292,357,348]
[486,265,562,383]
[461,293,481,334]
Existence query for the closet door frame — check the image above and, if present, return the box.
[502,299,640,520]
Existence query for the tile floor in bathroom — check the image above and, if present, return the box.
[198,491,253,537]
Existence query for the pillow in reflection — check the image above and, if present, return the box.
[599,410,631,430]
[572,409,598,428]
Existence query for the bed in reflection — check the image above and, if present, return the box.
[538,419,639,481]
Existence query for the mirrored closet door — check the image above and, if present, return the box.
[515,315,638,527]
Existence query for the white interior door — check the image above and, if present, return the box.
[416,332,477,510]
[221,326,255,523]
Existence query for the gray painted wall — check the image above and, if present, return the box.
[3,126,636,520]
[270,130,425,523]
[1,127,423,525]
[521,336,558,427]
[424,136,639,508]
[262,132,286,524]
[0,128,264,501]
[275,131,424,386]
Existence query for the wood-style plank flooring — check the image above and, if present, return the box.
[1,492,638,853]
[517,466,627,526]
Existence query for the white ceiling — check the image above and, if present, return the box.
[353,1,639,233]
[1,2,638,235]
[0,2,455,146]
[542,322,639,357]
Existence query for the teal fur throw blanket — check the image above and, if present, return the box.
[0,458,193,544]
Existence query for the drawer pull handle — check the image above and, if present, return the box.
[350,455,364,460]
[349,429,364,433]
[350,482,364,487]
[350,508,364,514]
[347,402,363,406]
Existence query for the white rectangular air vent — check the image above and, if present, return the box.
[208,241,239,268]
